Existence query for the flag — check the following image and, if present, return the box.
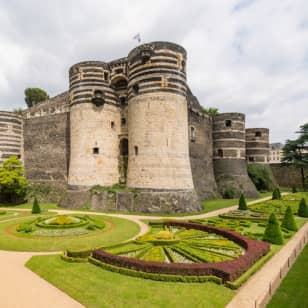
[133,33,141,43]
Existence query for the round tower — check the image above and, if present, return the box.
[126,42,194,191]
[246,128,269,163]
[68,61,121,187]
[0,111,23,164]
[213,113,258,197]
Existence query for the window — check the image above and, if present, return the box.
[134,146,139,156]
[225,120,232,127]
[92,90,105,107]
[121,118,126,126]
[120,138,129,156]
[104,72,109,81]
[132,83,139,95]
[111,121,115,129]
[190,126,196,142]
[255,131,262,137]
[218,149,223,157]
[120,97,126,106]
[249,157,255,162]
[93,147,99,155]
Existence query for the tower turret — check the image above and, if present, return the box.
[68,61,121,187]
[213,113,258,197]
[246,128,269,163]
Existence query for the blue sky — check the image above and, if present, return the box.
[0,0,307,142]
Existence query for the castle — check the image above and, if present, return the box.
[0,41,271,212]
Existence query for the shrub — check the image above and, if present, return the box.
[292,186,297,193]
[31,197,41,214]
[238,194,248,210]
[263,213,283,245]
[247,163,276,191]
[281,206,297,231]
[17,222,35,233]
[297,198,308,217]
[272,188,281,200]
[223,188,235,199]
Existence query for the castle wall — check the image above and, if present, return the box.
[0,111,23,164]
[126,42,194,190]
[213,113,258,197]
[23,112,70,184]
[246,128,269,163]
[68,61,121,187]
[188,110,219,199]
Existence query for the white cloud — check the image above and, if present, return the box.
[0,0,307,142]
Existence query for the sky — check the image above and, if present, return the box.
[0,0,307,143]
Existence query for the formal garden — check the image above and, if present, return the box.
[0,169,307,307]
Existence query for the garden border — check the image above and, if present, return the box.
[92,221,270,282]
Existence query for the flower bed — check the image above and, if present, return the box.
[92,221,270,282]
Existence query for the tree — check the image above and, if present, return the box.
[24,88,49,108]
[0,156,27,203]
[282,123,308,190]
[281,206,297,231]
[31,197,41,214]
[238,193,248,210]
[263,213,283,245]
[298,198,308,217]
[202,107,219,116]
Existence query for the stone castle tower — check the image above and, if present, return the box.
[2,41,269,212]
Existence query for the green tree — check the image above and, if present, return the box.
[263,213,283,245]
[24,88,49,108]
[282,123,308,190]
[298,198,308,217]
[0,156,27,202]
[281,206,297,231]
[31,197,41,214]
[272,188,281,200]
[202,107,219,116]
[238,193,248,210]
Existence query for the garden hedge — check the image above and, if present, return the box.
[92,221,270,282]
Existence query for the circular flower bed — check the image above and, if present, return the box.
[92,221,270,282]
[36,215,89,229]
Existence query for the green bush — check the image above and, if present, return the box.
[292,186,297,193]
[263,213,283,245]
[298,198,308,217]
[66,249,92,258]
[31,197,41,214]
[223,188,235,199]
[281,206,297,231]
[17,222,35,233]
[272,188,281,200]
[247,163,276,191]
[238,193,248,210]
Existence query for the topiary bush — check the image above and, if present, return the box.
[263,213,283,245]
[298,198,308,217]
[281,206,297,231]
[238,193,248,210]
[31,197,41,214]
[292,186,297,193]
[272,188,281,200]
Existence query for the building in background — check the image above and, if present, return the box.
[269,143,284,164]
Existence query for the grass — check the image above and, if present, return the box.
[267,245,308,308]
[0,214,140,251]
[0,202,58,210]
[26,254,235,308]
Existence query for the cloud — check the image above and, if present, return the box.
[0,0,307,143]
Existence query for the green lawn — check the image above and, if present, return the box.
[26,254,234,308]
[0,214,140,251]
[0,202,58,210]
[267,245,308,308]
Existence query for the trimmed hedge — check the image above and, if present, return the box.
[66,249,93,258]
[263,213,283,245]
[92,221,270,282]
[281,206,297,231]
[298,198,308,217]
[61,252,89,263]
[238,194,248,210]
[35,216,89,229]
[31,197,41,214]
[89,257,223,284]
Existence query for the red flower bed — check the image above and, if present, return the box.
[92,221,270,282]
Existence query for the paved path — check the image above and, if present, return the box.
[0,194,287,307]
[0,251,83,308]
[227,222,308,308]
